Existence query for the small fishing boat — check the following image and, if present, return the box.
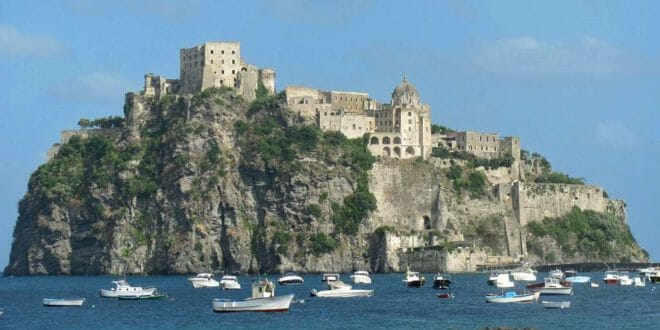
[100,280,156,298]
[590,281,600,288]
[350,270,372,284]
[618,271,633,286]
[188,273,220,288]
[495,273,515,288]
[43,298,86,307]
[277,272,304,285]
[213,279,293,312]
[327,280,351,290]
[403,267,426,287]
[437,292,454,299]
[220,275,241,290]
[603,270,619,285]
[118,292,167,300]
[432,274,452,289]
[565,276,591,284]
[542,300,571,309]
[485,291,540,303]
[549,269,564,280]
[532,278,573,295]
[310,287,374,298]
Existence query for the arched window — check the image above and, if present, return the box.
[382,137,391,144]
[423,216,431,230]
[370,137,379,145]
[383,147,391,157]
[406,147,415,156]
[393,147,401,158]
[393,137,401,144]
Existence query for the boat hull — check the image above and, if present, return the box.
[565,276,591,284]
[603,279,618,285]
[310,288,374,298]
[118,293,166,300]
[100,287,156,298]
[43,298,85,307]
[538,287,573,295]
[511,273,537,282]
[405,280,425,287]
[350,275,372,284]
[191,280,220,288]
[542,301,571,309]
[485,291,540,303]
[212,294,294,312]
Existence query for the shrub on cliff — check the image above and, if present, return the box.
[534,172,585,185]
[309,233,338,256]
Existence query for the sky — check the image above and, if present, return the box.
[1,0,659,268]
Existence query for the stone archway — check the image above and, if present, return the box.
[370,136,379,145]
[383,147,391,157]
[393,147,401,158]
[423,215,431,230]
[406,147,415,156]
[393,137,401,144]
[382,136,391,144]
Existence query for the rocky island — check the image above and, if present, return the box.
[4,42,646,275]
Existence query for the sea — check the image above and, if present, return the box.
[0,272,657,329]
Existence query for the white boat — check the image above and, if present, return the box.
[432,274,452,289]
[603,270,619,285]
[510,268,537,281]
[212,279,293,312]
[535,278,573,295]
[633,276,646,287]
[350,270,372,284]
[327,280,351,290]
[618,271,633,286]
[403,267,426,287]
[322,273,340,282]
[220,275,241,290]
[565,276,591,284]
[590,281,600,288]
[487,272,500,286]
[310,286,374,298]
[495,273,515,288]
[43,298,86,307]
[188,273,220,288]
[542,300,571,309]
[277,272,304,285]
[639,267,660,283]
[485,291,540,303]
[100,280,157,298]
[549,269,564,279]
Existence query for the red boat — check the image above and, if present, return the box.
[437,293,454,299]
[603,271,619,285]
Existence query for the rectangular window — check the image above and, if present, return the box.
[221,50,225,54]
[210,50,214,54]
[232,70,235,74]
[210,60,214,64]
[232,59,235,64]
[232,50,235,54]
[222,70,225,74]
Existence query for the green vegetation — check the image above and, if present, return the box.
[309,233,338,256]
[527,206,637,260]
[78,116,125,129]
[306,204,322,218]
[462,215,507,254]
[374,225,396,236]
[445,165,487,198]
[431,124,453,135]
[431,146,513,170]
[534,172,585,185]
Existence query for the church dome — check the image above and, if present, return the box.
[391,75,420,107]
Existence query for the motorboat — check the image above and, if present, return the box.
[118,292,167,300]
[188,273,220,288]
[277,272,304,285]
[639,267,660,283]
[564,269,577,277]
[510,267,537,281]
[549,269,564,279]
[565,276,591,284]
[487,272,499,286]
[350,270,372,284]
[485,291,540,303]
[495,273,515,288]
[220,275,241,290]
[213,279,294,312]
[603,270,619,285]
[432,274,452,289]
[403,267,426,287]
[618,271,633,286]
[327,280,351,290]
[633,276,646,287]
[437,292,454,299]
[532,278,573,295]
[310,286,374,298]
[100,280,156,298]
[542,300,571,309]
[322,273,340,282]
[43,298,86,307]
[590,281,600,288]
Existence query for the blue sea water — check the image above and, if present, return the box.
[0,273,657,329]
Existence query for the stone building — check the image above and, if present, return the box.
[442,131,521,160]
[286,76,433,159]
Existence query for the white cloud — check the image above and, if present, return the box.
[468,35,652,77]
[50,73,134,103]
[0,25,66,57]
[594,123,642,149]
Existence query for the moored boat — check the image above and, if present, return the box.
[100,280,156,298]
[403,267,426,287]
[220,275,241,290]
[563,269,577,277]
[485,291,540,303]
[277,272,304,285]
[603,270,619,285]
[532,278,573,295]
[350,270,372,284]
[310,287,374,298]
[437,292,454,299]
[327,280,351,290]
[432,274,452,289]
[43,298,86,307]
[188,273,220,288]
[565,276,591,284]
[212,279,293,312]
[590,281,600,288]
[487,272,499,286]
[633,276,646,287]
[542,300,571,309]
[495,273,515,288]
[510,267,537,282]
[322,273,340,282]
[549,269,564,280]
[618,271,633,286]
[118,292,167,300]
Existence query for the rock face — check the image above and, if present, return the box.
[4,88,647,275]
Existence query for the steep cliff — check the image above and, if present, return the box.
[4,88,647,275]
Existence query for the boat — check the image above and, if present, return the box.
[532,278,573,295]
[510,267,537,281]
[495,273,515,288]
[310,286,374,298]
[188,273,220,288]
[0,308,3,317]
[432,274,452,289]
[403,267,426,287]
[633,276,646,287]
[564,269,577,277]
[118,292,167,300]
[542,300,571,309]
[322,273,340,282]
[485,291,540,303]
[603,270,619,285]
[350,270,372,284]
[487,272,499,286]
[327,280,351,290]
[618,271,633,286]
[549,269,564,279]
[565,276,591,284]
[212,279,294,313]
[277,272,304,285]
[100,280,157,298]
[639,267,660,283]
[220,275,241,290]
[590,281,600,288]
[437,292,454,299]
[43,298,86,307]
